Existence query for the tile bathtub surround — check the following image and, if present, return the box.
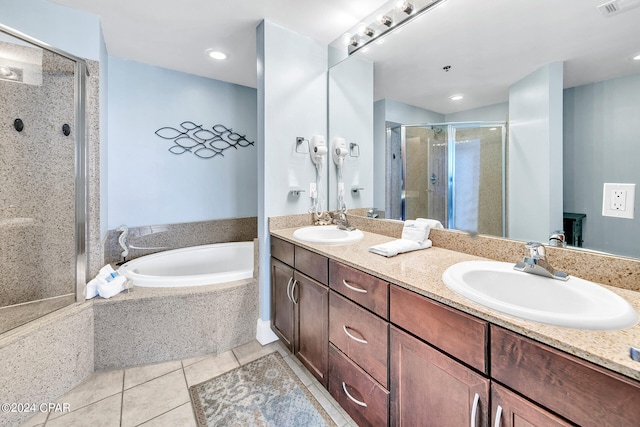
[93,279,258,371]
[0,303,94,427]
[103,216,258,265]
[18,340,356,427]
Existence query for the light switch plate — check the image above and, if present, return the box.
[602,183,636,219]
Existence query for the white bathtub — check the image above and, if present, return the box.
[119,242,254,288]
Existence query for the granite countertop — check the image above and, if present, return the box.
[271,227,640,382]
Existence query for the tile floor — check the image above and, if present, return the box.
[19,340,357,427]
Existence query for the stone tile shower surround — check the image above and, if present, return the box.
[104,216,258,265]
[1,43,76,307]
[269,213,640,292]
[0,39,101,326]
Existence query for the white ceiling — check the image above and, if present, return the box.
[50,0,388,88]
[356,0,640,114]
[50,0,640,114]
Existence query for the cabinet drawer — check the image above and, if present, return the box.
[329,259,389,319]
[491,326,640,427]
[329,344,389,427]
[329,291,389,387]
[295,246,328,285]
[270,236,294,266]
[390,285,488,373]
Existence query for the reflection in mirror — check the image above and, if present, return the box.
[328,0,640,259]
[386,122,506,238]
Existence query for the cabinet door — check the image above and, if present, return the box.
[294,271,329,387]
[390,326,490,427]
[270,258,294,352]
[491,383,572,427]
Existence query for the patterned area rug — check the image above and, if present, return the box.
[189,352,336,426]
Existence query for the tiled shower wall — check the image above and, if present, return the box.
[103,216,258,265]
[1,42,77,306]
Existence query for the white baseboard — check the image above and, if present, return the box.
[256,318,278,345]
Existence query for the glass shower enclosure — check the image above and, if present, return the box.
[387,122,506,237]
[0,25,88,334]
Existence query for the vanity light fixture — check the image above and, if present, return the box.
[397,1,415,14]
[358,25,376,37]
[338,0,448,56]
[449,94,464,101]
[205,49,227,60]
[378,14,393,27]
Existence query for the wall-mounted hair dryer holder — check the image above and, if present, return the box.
[332,137,348,167]
[310,135,327,165]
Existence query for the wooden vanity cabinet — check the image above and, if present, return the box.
[270,237,329,387]
[270,257,295,350]
[328,260,390,426]
[491,383,573,427]
[390,326,490,426]
[389,285,492,426]
[491,326,640,427]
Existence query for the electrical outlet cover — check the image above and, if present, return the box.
[602,183,636,219]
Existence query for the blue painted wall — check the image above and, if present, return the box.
[107,57,257,229]
[564,72,640,258]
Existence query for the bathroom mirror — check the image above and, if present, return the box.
[327,0,640,259]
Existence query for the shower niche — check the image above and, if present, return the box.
[386,122,506,237]
[0,27,88,334]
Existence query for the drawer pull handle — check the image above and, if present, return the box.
[342,279,367,294]
[291,279,299,305]
[494,405,503,427]
[286,277,294,303]
[470,393,480,427]
[343,325,368,345]
[342,382,367,407]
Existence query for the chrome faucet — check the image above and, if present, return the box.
[513,242,568,281]
[549,230,567,248]
[331,210,356,231]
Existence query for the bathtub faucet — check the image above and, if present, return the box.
[117,225,129,262]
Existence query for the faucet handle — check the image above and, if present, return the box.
[549,230,567,248]
[525,242,545,259]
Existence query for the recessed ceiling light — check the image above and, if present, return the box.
[489,127,497,131]
[633,53,640,61]
[449,94,464,101]
[205,49,227,60]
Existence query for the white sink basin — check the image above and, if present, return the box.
[292,225,364,244]
[442,261,639,330]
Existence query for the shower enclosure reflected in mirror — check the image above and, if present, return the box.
[0,26,87,334]
[387,122,506,237]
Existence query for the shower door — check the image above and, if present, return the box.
[388,122,505,236]
[402,125,448,225]
[0,29,85,334]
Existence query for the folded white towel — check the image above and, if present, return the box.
[85,278,99,299]
[401,220,430,244]
[368,238,432,257]
[97,275,126,299]
[416,218,444,231]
